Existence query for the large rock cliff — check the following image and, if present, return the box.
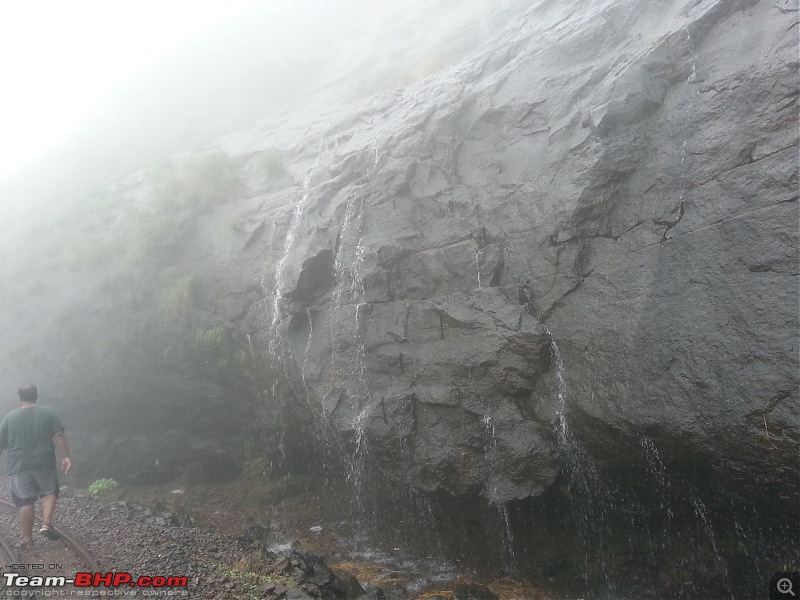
[0,0,796,554]
[216,0,798,508]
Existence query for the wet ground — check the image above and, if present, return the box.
[0,473,786,599]
[0,474,553,599]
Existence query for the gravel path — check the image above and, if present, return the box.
[0,479,545,599]
[0,480,384,599]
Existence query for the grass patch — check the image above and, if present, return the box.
[409,577,555,600]
[150,151,243,212]
[159,271,201,324]
[208,561,294,599]
[328,562,410,588]
[487,578,556,600]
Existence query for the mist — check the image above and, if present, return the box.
[0,0,513,218]
[0,1,796,598]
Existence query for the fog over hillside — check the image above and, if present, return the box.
[0,1,796,597]
[0,0,522,218]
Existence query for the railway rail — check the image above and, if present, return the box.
[0,531,20,594]
[0,498,100,572]
[0,498,101,595]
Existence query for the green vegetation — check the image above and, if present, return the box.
[243,456,272,480]
[194,325,228,350]
[160,323,257,378]
[159,271,202,324]
[149,151,242,212]
[0,148,260,390]
[780,558,800,572]
[89,478,119,495]
[192,326,256,379]
[1,149,242,282]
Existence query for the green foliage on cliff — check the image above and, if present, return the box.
[191,325,256,379]
[149,151,243,212]
[86,152,243,372]
[159,272,202,324]
[160,324,256,381]
[0,149,243,289]
[0,148,255,385]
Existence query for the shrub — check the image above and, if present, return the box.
[89,478,119,495]
[150,151,243,212]
[159,272,201,324]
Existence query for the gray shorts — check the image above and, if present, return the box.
[10,469,59,507]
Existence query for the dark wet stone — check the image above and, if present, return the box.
[274,555,291,572]
[330,574,366,599]
[452,582,498,600]
[356,588,385,600]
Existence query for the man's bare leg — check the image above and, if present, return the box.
[41,493,56,526]
[19,504,34,542]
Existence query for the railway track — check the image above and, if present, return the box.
[0,498,100,571]
[0,532,20,593]
[0,498,101,594]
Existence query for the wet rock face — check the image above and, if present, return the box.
[1,0,796,510]
[229,0,797,504]
[294,290,557,499]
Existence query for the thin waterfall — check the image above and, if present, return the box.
[692,497,733,599]
[475,248,483,290]
[331,145,384,504]
[482,413,516,573]
[542,322,618,590]
[271,171,313,334]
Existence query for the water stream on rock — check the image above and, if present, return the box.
[640,436,674,522]
[261,147,343,475]
[482,413,517,574]
[686,28,698,84]
[474,248,483,290]
[271,172,312,333]
[330,145,384,511]
[692,497,734,599]
[541,323,621,591]
[345,302,370,510]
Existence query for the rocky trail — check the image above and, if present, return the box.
[6,477,554,600]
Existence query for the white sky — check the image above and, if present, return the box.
[0,0,261,183]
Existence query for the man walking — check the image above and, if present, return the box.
[0,384,72,547]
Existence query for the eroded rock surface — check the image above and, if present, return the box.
[213,0,797,505]
[0,0,797,515]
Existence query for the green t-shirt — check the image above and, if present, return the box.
[0,406,64,475]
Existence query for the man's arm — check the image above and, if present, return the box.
[53,431,71,474]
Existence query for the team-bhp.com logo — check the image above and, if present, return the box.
[3,572,188,589]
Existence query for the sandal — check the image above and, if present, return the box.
[39,524,60,540]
